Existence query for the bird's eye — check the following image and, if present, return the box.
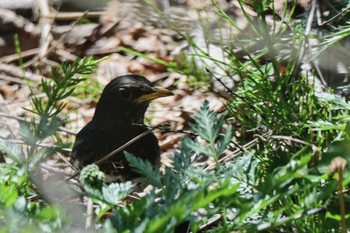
[118,88,132,100]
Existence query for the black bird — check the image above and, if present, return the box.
[71,75,173,183]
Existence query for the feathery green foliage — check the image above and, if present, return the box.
[1,0,350,232]
[0,57,103,232]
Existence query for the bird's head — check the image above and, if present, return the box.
[93,75,173,126]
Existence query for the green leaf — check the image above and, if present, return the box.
[215,124,234,156]
[0,183,18,207]
[190,100,223,144]
[37,205,61,221]
[187,100,233,161]
[146,184,239,233]
[316,92,350,110]
[0,139,24,164]
[320,140,350,174]
[102,182,134,205]
[125,152,162,188]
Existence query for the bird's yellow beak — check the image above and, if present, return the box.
[135,86,173,104]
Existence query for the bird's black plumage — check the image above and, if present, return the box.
[71,75,173,182]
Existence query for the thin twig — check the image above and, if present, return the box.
[0,8,40,36]
[268,135,314,147]
[85,197,94,229]
[199,214,222,231]
[56,153,78,172]
[0,63,47,82]
[0,74,27,85]
[290,0,317,82]
[205,68,264,120]
[205,68,240,99]
[319,5,350,26]
[133,123,197,137]
[0,48,39,63]
[39,163,70,177]
[95,130,153,166]
[338,171,347,233]
[45,11,90,58]
[37,0,53,60]
[45,11,102,20]
[205,136,260,172]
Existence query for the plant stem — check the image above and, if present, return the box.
[338,172,347,233]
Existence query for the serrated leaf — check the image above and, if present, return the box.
[219,151,258,186]
[316,92,350,110]
[307,120,345,131]
[182,137,212,157]
[190,100,224,144]
[187,100,233,161]
[215,124,234,155]
[0,139,24,164]
[161,167,181,204]
[125,152,162,188]
[172,139,193,171]
[102,182,134,205]
[146,184,239,233]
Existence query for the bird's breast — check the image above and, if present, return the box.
[71,124,160,180]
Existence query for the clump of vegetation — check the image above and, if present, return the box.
[1,0,350,232]
[0,57,101,232]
